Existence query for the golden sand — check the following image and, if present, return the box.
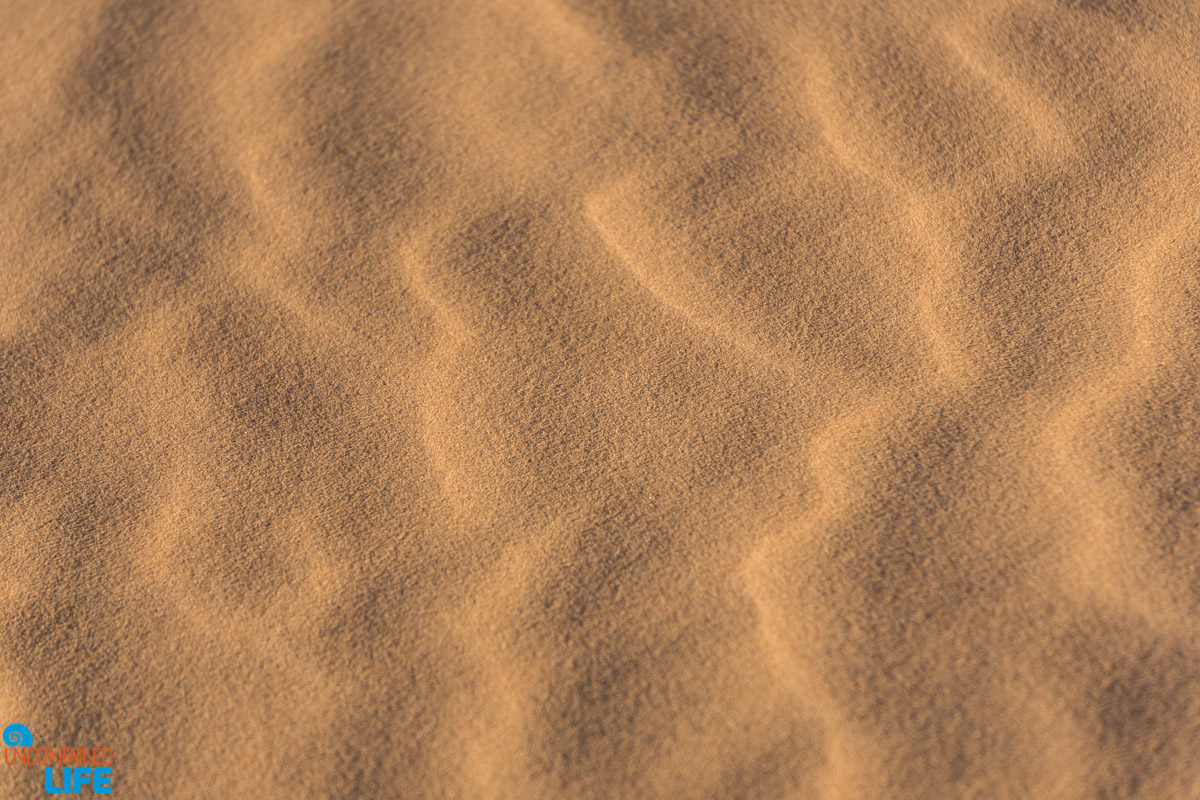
[2,1,1199,797]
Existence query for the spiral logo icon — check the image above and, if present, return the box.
[3,724,31,748]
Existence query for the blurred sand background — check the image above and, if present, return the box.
[2,0,1200,797]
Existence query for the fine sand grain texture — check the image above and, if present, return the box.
[3,1,1200,798]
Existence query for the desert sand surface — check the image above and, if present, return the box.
[2,0,1200,797]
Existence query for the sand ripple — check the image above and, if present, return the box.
[2,0,1200,797]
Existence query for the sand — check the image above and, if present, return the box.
[2,0,1199,797]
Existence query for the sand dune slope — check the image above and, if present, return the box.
[2,1,1200,797]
